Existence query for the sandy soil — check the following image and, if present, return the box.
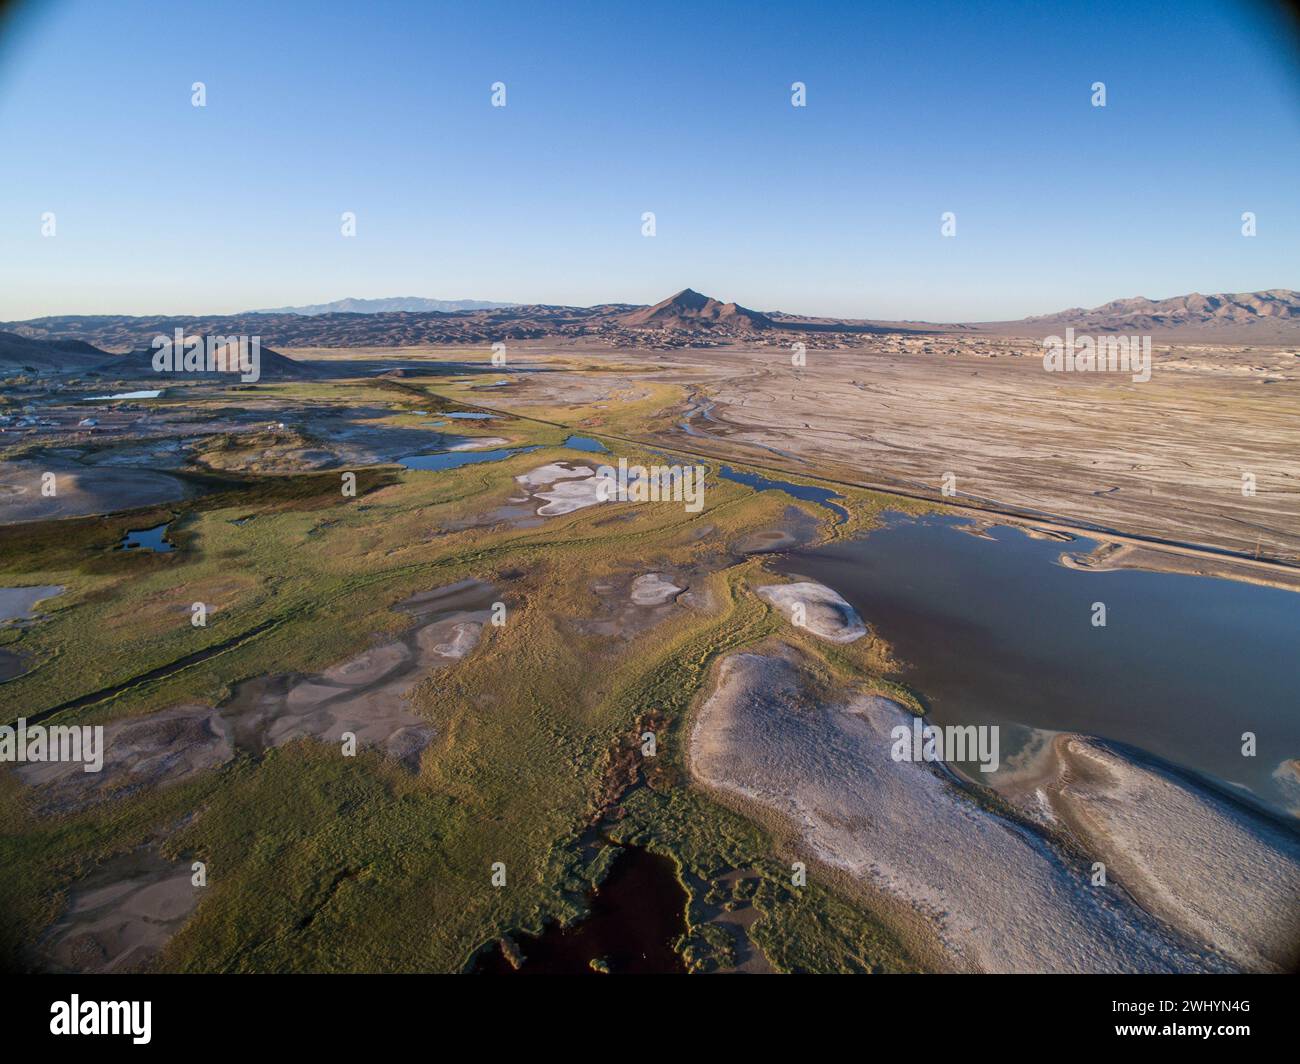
[514,461,617,516]
[35,843,202,973]
[14,581,501,972]
[216,579,496,769]
[443,435,508,451]
[690,644,1236,973]
[756,580,867,642]
[1059,538,1300,592]
[1275,759,1300,815]
[16,705,234,815]
[700,870,776,975]
[733,506,820,554]
[992,733,1300,973]
[572,570,694,640]
[0,458,188,523]
[14,580,497,813]
[629,573,684,606]
[446,341,1300,583]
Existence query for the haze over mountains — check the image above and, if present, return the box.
[4,288,1298,356]
[998,289,1300,339]
[249,296,516,315]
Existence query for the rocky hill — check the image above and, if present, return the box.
[0,331,117,375]
[617,288,775,331]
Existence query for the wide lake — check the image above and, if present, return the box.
[775,512,1300,818]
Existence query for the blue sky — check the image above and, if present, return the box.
[1,0,1297,321]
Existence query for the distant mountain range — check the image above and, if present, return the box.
[4,288,1298,359]
[248,297,517,316]
[1015,289,1300,333]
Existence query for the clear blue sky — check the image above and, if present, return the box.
[1,0,1297,321]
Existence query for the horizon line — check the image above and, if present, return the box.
[4,284,1298,328]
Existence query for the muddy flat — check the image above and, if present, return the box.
[35,845,201,973]
[993,733,1300,973]
[690,644,1239,973]
[0,458,188,523]
[515,340,1300,562]
[15,580,499,816]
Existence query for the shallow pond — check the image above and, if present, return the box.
[474,846,688,974]
[719,464,849,522]
[399,446,537,472]
[0,585,63,623]
[563,435,608,453]
[83,390,162,401]
[117,523,174,553]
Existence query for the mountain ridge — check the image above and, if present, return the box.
[0,330,118,375]
[5,288,1298,353]
[248,296,517,316]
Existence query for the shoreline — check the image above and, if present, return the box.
[687,640,1299,973]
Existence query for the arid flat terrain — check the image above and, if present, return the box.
[405,333,1300,566]
[659,340,1300,560]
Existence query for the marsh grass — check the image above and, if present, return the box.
[1,373,942,973]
